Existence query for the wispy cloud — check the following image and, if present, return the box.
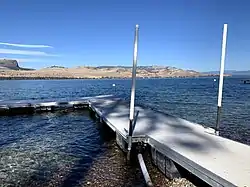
[0,42,53,48]
[0,58,46,63]
[0,48,58,57]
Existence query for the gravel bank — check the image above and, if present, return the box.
[81,140,198,187]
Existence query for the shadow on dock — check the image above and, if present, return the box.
[0,99,220,186]
[93,98,224,153]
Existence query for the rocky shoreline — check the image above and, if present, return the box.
[80,140,208,187]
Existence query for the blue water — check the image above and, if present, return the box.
[0,77,249,186]
[0,112,108,186]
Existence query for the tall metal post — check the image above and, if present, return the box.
[216,24,228,135]
[127,24,139,161]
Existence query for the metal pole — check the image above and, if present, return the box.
[138,154,154,187]
[127,24,139,161]
[216,24,228,135]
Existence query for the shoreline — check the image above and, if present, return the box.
[0,65,231,80]
[0,75,227,80]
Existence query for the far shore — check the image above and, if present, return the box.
[0,66,230,80]
[0,75,227,80]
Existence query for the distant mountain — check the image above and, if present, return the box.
[204,70,250,76]
[226,70,250,75]
[0,63,229,79]
[0,59,20,70]
[96,65,180,70]
[0,59,34,70]
[0,65,212,79]
[46,65,66,69]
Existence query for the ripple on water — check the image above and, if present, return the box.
[0,111,106,186]
[0,77,249,186]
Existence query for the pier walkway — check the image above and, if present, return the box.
[1,95,250,187]
[89,96,250,187]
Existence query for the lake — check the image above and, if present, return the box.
[0,77,249,186]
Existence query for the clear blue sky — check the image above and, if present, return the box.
[0,0,249,71]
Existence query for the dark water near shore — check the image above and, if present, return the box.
[0,77,249,186]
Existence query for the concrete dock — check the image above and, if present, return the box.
[0,95,250,187]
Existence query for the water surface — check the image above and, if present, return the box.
[0,77,249,186]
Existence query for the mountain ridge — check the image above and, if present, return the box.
[0,59,34,70]
[0,59,227,79]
